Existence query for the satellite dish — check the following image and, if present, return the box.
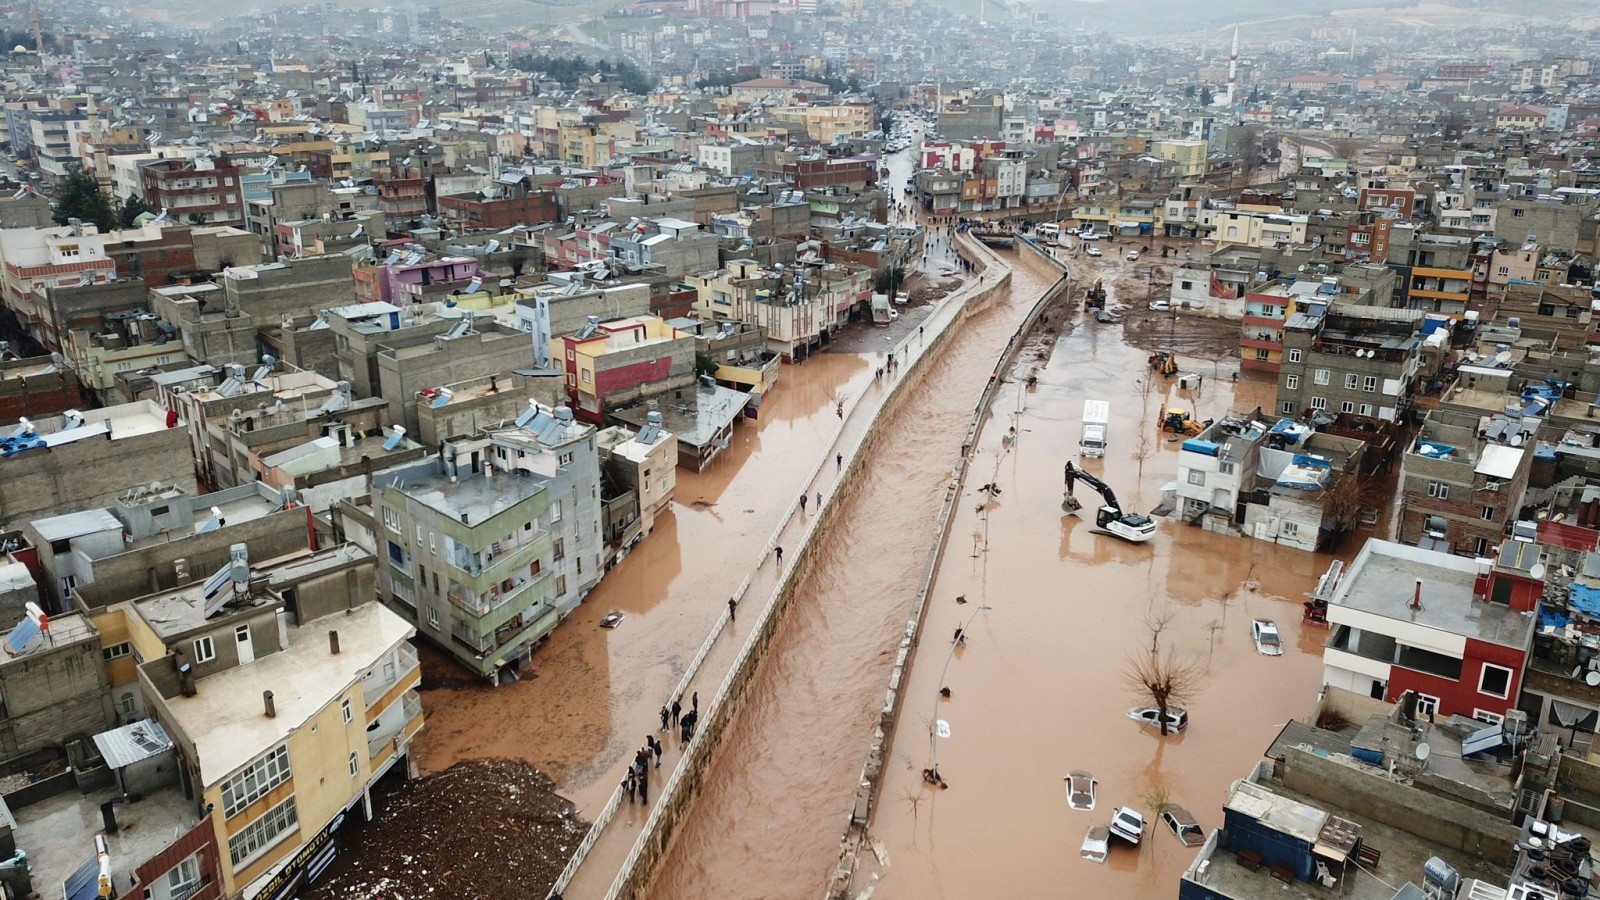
[1531,563,1546,581]
[1585,671,1599,687]
[1415,742,1431,761]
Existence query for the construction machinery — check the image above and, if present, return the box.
[1149,351,1178,376]
[1085,280,1106,311]
[1062,461,1156,543]
[1160,408,1209,437]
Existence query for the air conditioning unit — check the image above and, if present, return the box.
[173,558,190,582]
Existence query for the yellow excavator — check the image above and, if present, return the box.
[1160,408,1209,436]
[1149,350,1178,376]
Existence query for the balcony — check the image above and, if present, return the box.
[363,642,420,709]
[447,570,551,633]
[367,690,423,760]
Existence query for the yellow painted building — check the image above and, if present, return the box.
[1150,139,1210,179]
[771,102,875,143]
[114,546,422,897]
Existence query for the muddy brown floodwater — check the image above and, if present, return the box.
[646,253,1059,899]
[413,347,876,815]
[649,246,1379,899]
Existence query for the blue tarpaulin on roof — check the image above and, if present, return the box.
[1542,606,1572,630]
[1570,582,1600,619]
[1421,318,1448,336]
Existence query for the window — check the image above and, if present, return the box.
[1427,481,1449,499]
[1344,373,1359,390]
[1474,537,1490,556]
[553,538,565,561]
[192,637,215,664]
[341,699,352,724]
[1255,348,1269,361]
[102,641,131,661]
[1314,369,1330,385]
[1481,506,1495,521]
[166,855,201,898]
[1187,470,1206,486]
[581,370,591,384]
[1280,401,1297,415]
[551,500,563,522]
[1180,280,1193,291]
[576,556,583,575]
[1478,663,1512,699]
[1309,397,1327,410]
[1287,348,1302,363]
[1219,461,1236,476]
[382,505,400,532]
[427,607,440,629]
[1513,208,1525,217]
[1341,401,1355,414]
[227,797,298,867]
[1282,521,1299,536]
[1472,709,1504,726]
[555,574,568,596]
[1359,404,1373,416]
[1567,306,1582,319]
[1496,266,1510,277]
[1285,374,1299,390]
[119,692,138,719]
[220,745,291,818]
[559,452,573,466]
[1363,375,1377,393]
[349,752,359,778]
[1414,694,1440,717]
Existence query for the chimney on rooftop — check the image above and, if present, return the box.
[329,630,341,655]
[1411,577,1423,611]
[263,690,276,718]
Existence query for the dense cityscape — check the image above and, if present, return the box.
[0,0,1599,898]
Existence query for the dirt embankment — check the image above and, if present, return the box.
[305,758,588,900]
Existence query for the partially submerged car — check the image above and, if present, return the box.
[1109,806,1146,845]
[1162,806,1205,847]
[1065,770,1097,811]
[1127,705,1188,733]
[1252,618,1283,656]
[599,612,625,629]
[1080,825,1110,863]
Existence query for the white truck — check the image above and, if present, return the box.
[1081,399,1109,457]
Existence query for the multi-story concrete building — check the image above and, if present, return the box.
[139,158,245,228]
[596,414,677,561]
[0,225,119,344]
[0,611,115,767]
[1318,538,1534,719]
[376,319,534,435]
[1239,283,1295,374]
[1400,408,1536,558]
[371,407,600,681]
[1276,305,1427,423]
[554,314,696,424]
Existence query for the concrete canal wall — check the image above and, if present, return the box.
[552,235,1014,899]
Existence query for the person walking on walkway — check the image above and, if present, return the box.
[799,493,808,513]
[624,769,636,804]
[638,765,650,804]
[670,698,682,729]
[728,596,738,622]
[679,714,693,747]
[837,452,843,472]
[775,545,784,567]
[659,704,670,732]
[815,490,822,509]
[649,735,662,768]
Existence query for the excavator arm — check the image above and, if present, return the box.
[1064,461,1121,514]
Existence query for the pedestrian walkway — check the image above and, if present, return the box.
[553,235,1011,900]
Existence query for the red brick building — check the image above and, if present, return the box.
[139,159,245,228]
[436,186,558,231]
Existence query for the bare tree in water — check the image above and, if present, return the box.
[1320,470,1379,551]
[1125,647,1202,736]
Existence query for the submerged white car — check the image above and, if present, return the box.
[1065,770,1097,811]
[1081,825,1110,863]
[1127,706,1189,732]
[1109,806,1146,845]
[1252,618,1283,656]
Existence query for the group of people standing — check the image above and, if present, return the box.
[628,691,703,805]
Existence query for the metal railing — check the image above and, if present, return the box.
[363,642,419,707]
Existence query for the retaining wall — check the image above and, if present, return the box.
[549,235,1013,900]
[824,243,1072,898]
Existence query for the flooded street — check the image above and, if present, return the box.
[857,263,1344,896]
[646,252,1060,899]
[414,347,873,814]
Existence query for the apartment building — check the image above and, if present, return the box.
[140,158,245,228]
[1400,408,1536,558]
[554,314,696,423]
[1276,305,1427,423]
[371,410,592,681]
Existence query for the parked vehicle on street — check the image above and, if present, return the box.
[1080,825,1110,863]
[1065,770,1097,811]
[1162,807,1205,847]
[1126,251,1140,261]
[1086,247,1102,257]
[1080,399,1109,458]
[1109,806,1146,845]
[1127,705,1188,732]
[1252,618,1283,656]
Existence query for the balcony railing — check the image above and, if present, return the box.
[363,642,420,708]
[367,690,423,758]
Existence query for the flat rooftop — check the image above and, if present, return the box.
[1,612,95,663]
[612,384,750,450]
[1331,539,1535,648]
[384,466,547,525]
[134,581,281,642]
[162,601,412,785]
[15,783,197,900]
